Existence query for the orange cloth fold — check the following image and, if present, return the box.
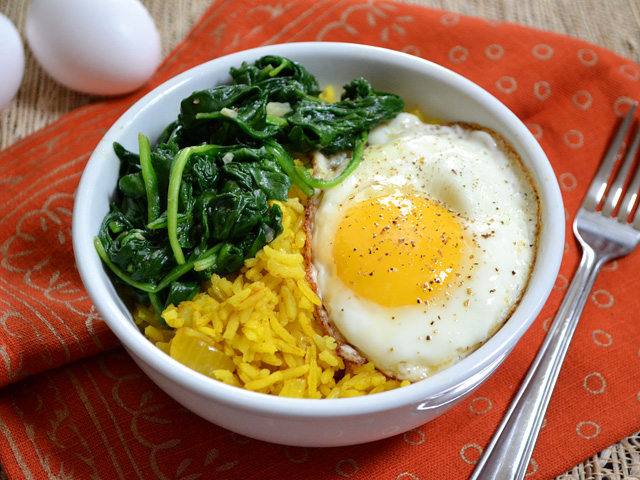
[1,0,639,478]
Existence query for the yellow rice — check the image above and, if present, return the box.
[133,192,410,398]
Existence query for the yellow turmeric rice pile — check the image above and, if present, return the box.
[133,194,409,398]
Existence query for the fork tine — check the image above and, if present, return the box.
[616,128,640,224]
[582,102,637,212]
[602,125,640,217]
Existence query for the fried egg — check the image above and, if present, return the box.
[307,113,539,382]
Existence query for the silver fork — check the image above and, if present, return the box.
[470,102,640,480]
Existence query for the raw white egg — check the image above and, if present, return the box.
[0,13,25,111]
[308,113,540,382]
[26,0,161,96]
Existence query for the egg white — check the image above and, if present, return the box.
[309,113,539,382]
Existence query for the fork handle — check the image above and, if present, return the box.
[469,246,607,480]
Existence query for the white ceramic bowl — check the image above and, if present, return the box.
[72,42,565,447]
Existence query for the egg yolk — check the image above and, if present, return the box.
[332,193,465,307]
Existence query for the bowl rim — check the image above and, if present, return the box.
[72,41,565,418]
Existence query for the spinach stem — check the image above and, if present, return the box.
[95,236,219,295]
[155,261,196,291]
[138,133,160,224]
[147,292,166,323]
[193,243,223,271]
[264,141,315,197]
[268,58,290,77]
[265,114,289,127]
[94,237,158,292]
[167,144,216,265]
[155,243,229,289]
[301,94,323,103]
[296,131,368,189]
[147,212,187,230]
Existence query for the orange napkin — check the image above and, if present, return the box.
[1,0,639,478]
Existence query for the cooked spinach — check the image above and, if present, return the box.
[95,56,404,316]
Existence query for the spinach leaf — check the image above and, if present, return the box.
[230,55,321,94]
[286,78,405,153]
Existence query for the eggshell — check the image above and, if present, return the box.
[26,0,162,96]
[0,13,25,111]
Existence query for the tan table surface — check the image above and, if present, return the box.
[0,1,639,479]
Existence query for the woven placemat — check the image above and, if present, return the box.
[0,1,639,479]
